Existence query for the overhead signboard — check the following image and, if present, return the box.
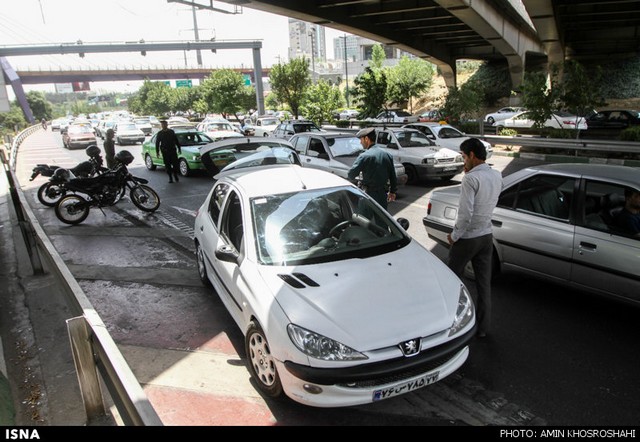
[176,79,192,88]
[55,83,73,93]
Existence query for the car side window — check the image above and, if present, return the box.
[208,183,230,229]
[502,174,575,221]
[583,181,636,238]
[377,132,391,145]
[221,191,244,252]
[292,135,309,154]
[308,138,326,157]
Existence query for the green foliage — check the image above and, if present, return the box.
[236,86,257,116]
[548,128,580,139]
[519,68,560,129]
[128,79,173,116]
[386,56,436,113]
[200,69,246,117]
[560,60,606,118]
[0,102,28,139]
[497,127,518,136]
[456,121,481,134]
[441,82,484,124]
[592,57,640,99]
[335,120,351,128]
[370,44,386,70]
[269,58,311,118]
[464,61,512,106]
[620,125,640,141]
[301,80,344,125]
[351,67,387,118]
[264,93,281,111]
[25,91,53,121]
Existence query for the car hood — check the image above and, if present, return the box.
[394,145,460,160]
[256,241,462,352]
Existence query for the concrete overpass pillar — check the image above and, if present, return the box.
[252,48,265,115]
[437,62,457,88]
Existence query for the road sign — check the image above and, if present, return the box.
[176,80,192,88]
[242,74,251,86]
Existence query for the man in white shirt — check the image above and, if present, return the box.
[447,138,503,338]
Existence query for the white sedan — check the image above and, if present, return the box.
[193,147,476,408]
[495,111,588,131]
[402,122,493,160]
[483,107,525,125]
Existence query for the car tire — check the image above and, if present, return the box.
[179,158,191,177]
[440,175,455,182]
[195,242,211,287]
[144,154,157,171]
[404,163,418,185]
[487,116,495,124]
[245,321,284,399]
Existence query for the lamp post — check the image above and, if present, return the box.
[309,28,316,84]
[342,34,349,107]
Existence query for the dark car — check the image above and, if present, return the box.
[289,132,408,187]
[586,109,640,131]
[272,120,324,141]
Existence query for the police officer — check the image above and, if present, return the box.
[348,127,397,210]
[155,120,182,183]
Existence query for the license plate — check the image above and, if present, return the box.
[372,371,440,401]
[443,166,458,172]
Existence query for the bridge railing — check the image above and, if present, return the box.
[2,126,163,426]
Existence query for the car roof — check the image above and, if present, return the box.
[291,131,355,138]
[220,164,351,198]
[527,163,639,185]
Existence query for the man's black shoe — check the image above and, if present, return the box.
[174,174,179,182]
[169,179,174,183]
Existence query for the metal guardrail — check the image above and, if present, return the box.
[2,126,162,426]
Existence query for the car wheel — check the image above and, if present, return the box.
[195,242,211,287]
[404,163,418,185]
[440,175,455,182]
[245,321,283,399]
[179,158,191,177]
[487,116,495,124]
[144,154,157,171]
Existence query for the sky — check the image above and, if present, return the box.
[0,0,346,95]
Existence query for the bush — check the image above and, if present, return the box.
[619,125,640,141]
[335,120,351,128]
[457,121,481,134]
[548,128,581,139]
[497,127,518,137]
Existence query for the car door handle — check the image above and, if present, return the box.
[579,241,597,251]
[491,219,502,227]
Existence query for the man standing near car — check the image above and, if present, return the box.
[348,127,397,210]
[446,137,503,338]
[155,120,182,183]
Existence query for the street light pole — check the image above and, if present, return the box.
[342,34,349,107]
[309,28,316,84]
[191,2,202,67]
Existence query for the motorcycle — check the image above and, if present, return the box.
[32,145,109,207]
[54,150,160,225]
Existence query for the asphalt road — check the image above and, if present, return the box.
[6,128,640,426]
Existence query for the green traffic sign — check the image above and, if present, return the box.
[176,80,192,88]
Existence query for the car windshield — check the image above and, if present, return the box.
[394,131,435,147]
[68,125,94,134]
[202,141,298,176]
[135,119,150,125]
[118,123,137,131]
[294,123,321,133]
[326,137,363,157]
[437,127,464,138]
[176,132,213,146]
[251,186,409,266]
[259,118,279,126]
[206,123,234,131]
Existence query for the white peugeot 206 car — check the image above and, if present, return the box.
[193,145,476,408]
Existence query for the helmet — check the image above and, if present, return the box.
[52,168,71,181]
[115,150,134,165]
[85,145,101,157]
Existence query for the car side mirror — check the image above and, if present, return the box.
[397,217,410,230]
[215,245,239,264]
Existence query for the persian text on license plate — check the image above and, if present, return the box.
[372,371,440,401]
[443,166,458,172]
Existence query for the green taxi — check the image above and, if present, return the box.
[141,129,214,177]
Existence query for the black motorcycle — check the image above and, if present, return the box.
[54,150,160,225]
[33,145,108,207]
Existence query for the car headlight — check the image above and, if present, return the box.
[422,158,436,165]
[455,154,463,162]
[287,324,368,361]
[194,154,201,160]
[448,284,475,337]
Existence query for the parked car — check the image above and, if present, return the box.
[134,117,153,136]
[483,107,525,125]
[418,109,444,122]
[113,121,146,145]
[252,116,281,137]
[51,118,67,131]
[193,151,476,407]
[272,120,324,141]
[495,111,588,131]
[402,121,493,159]
[423,163,640,304]
[62,124,97,150]
[367,109,419,124]
[338,109,360,120]
[373,127,464,184]
[585,109,640,131]
[141,128,214,177]
[289,132,408,188]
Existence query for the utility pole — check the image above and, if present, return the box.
[342,34,349,107]
[309,27,316,84]
[191,2,203,67]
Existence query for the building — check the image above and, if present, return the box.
[288,19,326,63]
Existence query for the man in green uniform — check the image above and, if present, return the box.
[348,127,397,210]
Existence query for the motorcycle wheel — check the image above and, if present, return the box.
[37,182,66,207]
[130,184,160,212]
[55,194,90,225]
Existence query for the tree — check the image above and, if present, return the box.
[559,60,606,120]
[128,79,173,116]
[386,56,436,112]
[199,69,245,118]
[269,58,311,118]
[26,91,53,121]
[302,80,345,125]
[370,43,386,70]
[235,86,257,118]
[0,101,27,138]
[440,81,484,125]
[351,67,387,118]
[519,67,561,132]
